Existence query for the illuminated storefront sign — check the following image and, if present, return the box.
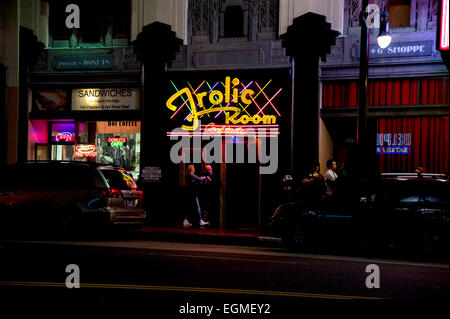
[166,77,282,134]
[72,88,140,111]
[55,131,74,143]
[166,124,279,137]
[74,144,98,158]
[438,0,449,51]
[55,55,114,70]
[376,133,412,154]
[107,137,127,147]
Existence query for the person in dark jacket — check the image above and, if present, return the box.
[184,165,209,227]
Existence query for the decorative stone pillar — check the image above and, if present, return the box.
[18,27,44,163]
[281,13,339,179]
[132,22,182,223]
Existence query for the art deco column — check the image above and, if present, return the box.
[133,22,182,222]
[281,13,340,179]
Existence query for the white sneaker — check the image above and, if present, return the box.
[199,219,209,226]
[183,219,192,227]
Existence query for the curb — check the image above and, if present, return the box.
[128,229,283,247]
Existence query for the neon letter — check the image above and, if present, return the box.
[209,90,224,105]
[241,89,254,104]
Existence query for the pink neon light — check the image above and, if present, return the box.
[107,137,127,143]
[257,88,282,116]
[239,81,253,94]
[170,80,206,119]
[55,131,74,142]
[240,82,264,116]
[74,144,97,158]
[254,82,281,116]
[167,123,280,137]
[440,0,449,50]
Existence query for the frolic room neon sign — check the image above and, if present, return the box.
[166,76,282,132]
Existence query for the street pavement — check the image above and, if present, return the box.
[0,238,447,315]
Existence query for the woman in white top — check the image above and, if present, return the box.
[325,159,338,196]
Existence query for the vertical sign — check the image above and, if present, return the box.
[438,0,449,51]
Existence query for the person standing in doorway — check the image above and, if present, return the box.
[184,165,209,227]
[325,159,338,197]
[200,165,217,227]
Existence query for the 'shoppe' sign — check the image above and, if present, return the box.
[358,41,433,59]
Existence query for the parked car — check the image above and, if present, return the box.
[0,161,146,234]
[270,173,449,254]
[97,165,145,225]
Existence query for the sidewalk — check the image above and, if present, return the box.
[128,224,282,247]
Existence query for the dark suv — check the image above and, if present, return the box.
[0,161,146,233]
[270,173,449,254]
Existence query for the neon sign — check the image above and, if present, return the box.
[167,123,279,138]
[166,77,282,132]
[376,133,412,154]
[74,144,97,158]
[439,0,449,50]
[107,137,127,147]
[55,131,74,142]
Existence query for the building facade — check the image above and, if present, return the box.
[1,0,448,233]
[320,0,449,175]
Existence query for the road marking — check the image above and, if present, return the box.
[0,281,386,300]
[3,239,448,269]
[166,254,297,264]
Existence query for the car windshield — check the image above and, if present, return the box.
[101,169,137,190]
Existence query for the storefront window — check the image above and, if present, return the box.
[50,122,75,161]
[388,0,411,29]
[95,121,141,179]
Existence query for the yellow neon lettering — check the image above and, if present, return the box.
[241,89,254,104]
[166,87,199,131]
[264,115,276,124]
[232,78,239,102]
[209,90,224,105]
[166,77,279,130]
[166,87,191,111]
[225,113,276,125]
[196,92,207,108]
[252,115,261,124]
[225,76,231,103]
[188,107,241,120]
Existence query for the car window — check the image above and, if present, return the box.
[375,180,449,206]
[375,182,422,205]
[100,169,137,190]
[399,195,422,203]
[424,196,448,205]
